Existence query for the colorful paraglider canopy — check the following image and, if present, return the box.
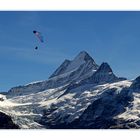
[33,30,44,43]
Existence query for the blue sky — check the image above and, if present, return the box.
[0,11,140,91]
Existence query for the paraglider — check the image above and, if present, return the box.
[33,30,46,50]
[33,30,44,43]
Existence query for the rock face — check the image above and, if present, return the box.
[130,76,140,92]
[49,59,71,78]
[0,112,19,129]
[88,62,119,84]
[1,51,140,129]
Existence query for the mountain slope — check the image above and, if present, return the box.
[0,51,140,129]
[39,80,132,128]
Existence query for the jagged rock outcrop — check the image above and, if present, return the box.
[0,112,19,129]
[90,62,119,83]
[130,76,140,92]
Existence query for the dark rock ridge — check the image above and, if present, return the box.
[130,76,140,92]
[0,112,19,129]
[90,62,119,83]
[78,62,123,86]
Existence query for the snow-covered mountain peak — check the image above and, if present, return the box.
[73,51,93,62]
[64,51,98,73]
[50,51,98,79]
